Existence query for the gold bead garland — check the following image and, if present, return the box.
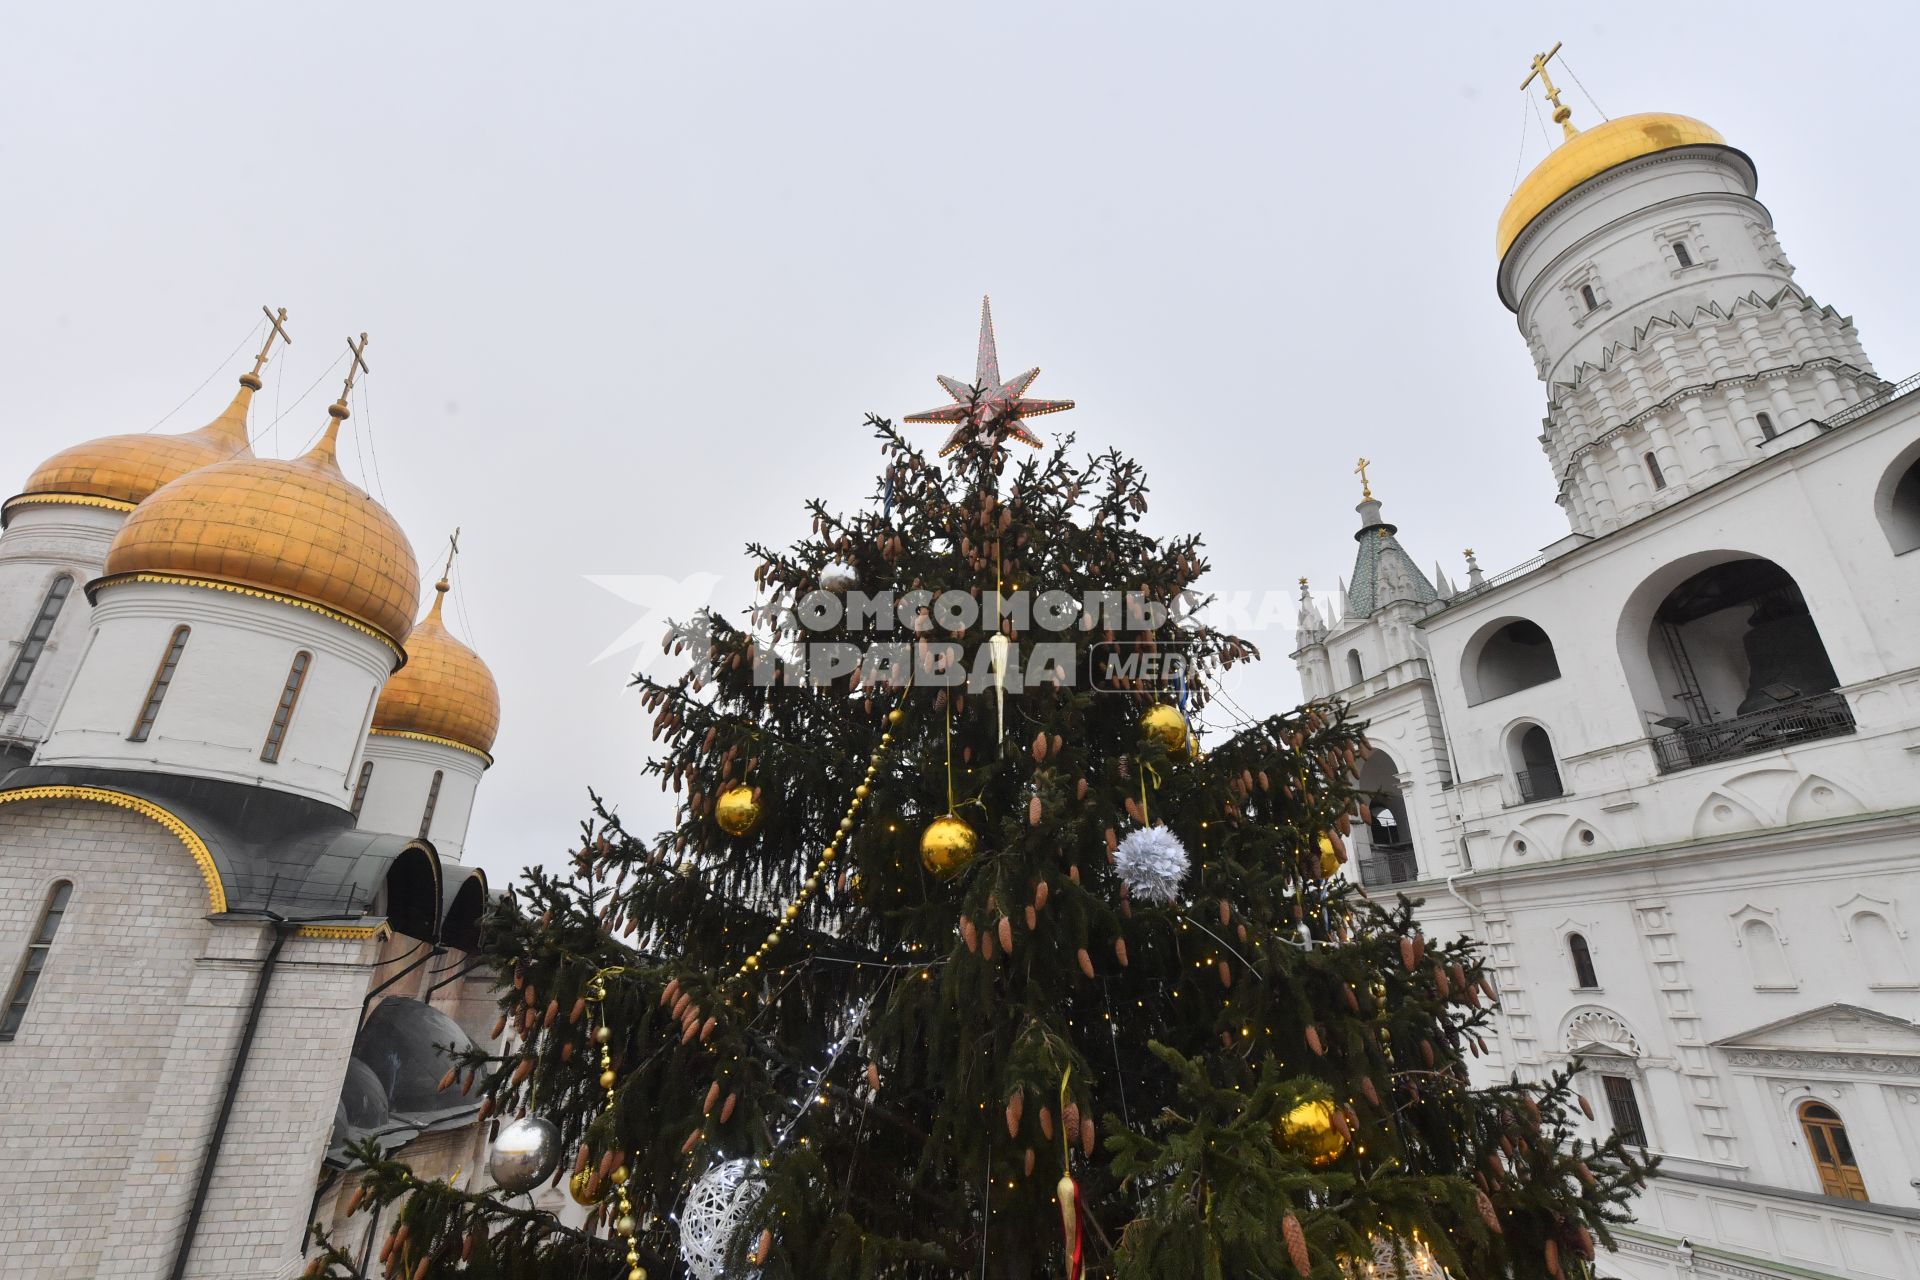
[727,706,907,987]
[585,969,645,1280]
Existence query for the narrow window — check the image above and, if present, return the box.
[129,626,190,742]
[1800,1102,1868,1201]
[1568,933,1599,989]
[259,651,312,763]
[1,881,73,1040]
[1602,1075,1648,1147]
[350,760,375,819]
[1673,241,1694,269]
[1757,411,1777,440]
[1645,453,1668,490]
[0,575,74,711]
[1580,284,1599,312]
[419,770,444,839]
[1345,649,1365,686]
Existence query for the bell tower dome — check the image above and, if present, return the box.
[1499,51,1882,535]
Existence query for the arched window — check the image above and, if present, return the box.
[419,770,445,839]
[1509,723,1564,803]
[1638,557,1849,773]
[1853,911,1914,988]
[0,574,74,711]
[1345,649,1365,687]
[1740,918,1795,989]
[350,760,375,819]
[1468,618,1562,703]
[1799,1102,1868,1201]
[1568,933,1599,989]
[1672,241,1693,269]
[1880,454,1920,555]
[1354,749,1416,886]
[2,881,73,1041]
[1756,411,1777,441]
[260,650,312,763]
[129,626,190,742]
[1580,284,1599,312]
[1644,452,1668,490]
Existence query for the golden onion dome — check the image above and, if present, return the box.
[374,577,501,757]
[1497,113,1729,260]
[4,376,259,524]
[101,398,421,648]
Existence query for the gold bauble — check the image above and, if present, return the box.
[919,814,978,878]
[715,785,763,837]
[1317,834,1340,879]
[1275,1098,1348,1167]
[1140,704,1188,753]
[569,1167,604,1206]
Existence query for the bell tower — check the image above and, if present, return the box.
[1498,49,1882,535]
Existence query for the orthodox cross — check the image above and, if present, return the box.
[339,332,371,401]
[249,306,292,380]
[1354,457,1373,501]
[442,527,462,581]
[1521,42,1578,139]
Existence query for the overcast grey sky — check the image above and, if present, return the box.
[5,3,1915,883]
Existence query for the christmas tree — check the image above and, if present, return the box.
[314,301,1648,1279]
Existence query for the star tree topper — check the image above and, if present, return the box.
[906,296,1074,456]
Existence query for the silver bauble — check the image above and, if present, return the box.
[681,1156,766,1280]
[489,1116,562,1194]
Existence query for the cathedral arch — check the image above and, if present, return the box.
[441,869,488,953]
[376,843,442,943]
[1617,552,1849,773]
[0,786,225,912]
[1352,748,1415,886]
[1873,439,1920,555]
[1461,615,1562,704]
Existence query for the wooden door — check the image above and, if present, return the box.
[1799,1102,1868,1201]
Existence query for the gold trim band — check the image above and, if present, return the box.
[0,785,226,913]
[1,492,140,524]
[368,727,494,767]
[297,922,392,941]
[90,572,407,666]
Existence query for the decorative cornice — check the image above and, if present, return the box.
[0,492,138,526]
[367,727,494,767]
[90,572,407,666]
[1720,1047,1920,1078]
[0,784,225,912]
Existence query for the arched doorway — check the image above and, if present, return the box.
[1639,558,1852,772]
[1876,449,1920,554]
[1465,616,1562,704]
[1352,749,1416,885]
[1506,723,1564,803]
[1799,1101,1868,1201]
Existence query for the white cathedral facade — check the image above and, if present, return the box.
[1293,104,1920,1278]
[0,337,507,1276]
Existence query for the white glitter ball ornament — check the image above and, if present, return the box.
[681,1157,766,1280]
[1114,825,1189,904]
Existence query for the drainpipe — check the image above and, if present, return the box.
[168,913,296,1280]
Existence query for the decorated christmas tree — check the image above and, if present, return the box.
[315,301,1648,1279]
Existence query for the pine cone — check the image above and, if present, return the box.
[1039,1107,1054,1140]
[1476,1188,1502,1234]
[1282,1213,1310,1274]
[1081,1113,1095,1156]
[1077,948,1095,978]
[1034,880,1050,910]
[999,917,1015,953]
[1006,1090,1025,1138]
[1114,938,1129,967]
[704,1082,721,1115]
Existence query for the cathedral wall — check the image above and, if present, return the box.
[0,503,122,751]
[35,582,393,807]
[355,733,484,861]
[0,800,211,1277]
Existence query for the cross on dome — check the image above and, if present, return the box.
[1521,42,1578,140]
[246,306,292,386]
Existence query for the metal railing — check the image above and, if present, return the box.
[1515,765,1564,804]
[1358,842,1420,886]
[1810,371,1920,434]
[1650,691,1856,774]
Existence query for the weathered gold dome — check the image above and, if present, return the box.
[101,402,420,648]
[1497,113,1728,259]
[4,378,258,524]
[374,578,500,757]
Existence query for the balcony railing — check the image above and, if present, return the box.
[1650,691,1856,774]
[1358,841,1420,886]
[1515,764,1564,804]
